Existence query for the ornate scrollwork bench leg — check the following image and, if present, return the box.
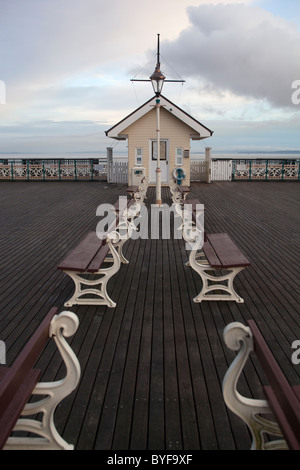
[111,201,141,264]
[169,179,183,204]
[222,322,287,450]
[4,311,81,450]
[189,252,246,303]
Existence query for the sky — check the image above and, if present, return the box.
[0,0,300,156]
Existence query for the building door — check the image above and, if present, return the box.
[149,139,169,184]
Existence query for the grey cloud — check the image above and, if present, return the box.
[161,4,300,108]
[1,0,138,86]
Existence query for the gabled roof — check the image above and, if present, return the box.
[105,95,213,141]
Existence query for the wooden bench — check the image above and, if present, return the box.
[126,185,139,199]
[223,320,300,450]
[191,232,250,303]
[182,198,204,226]
[127,177,148,203]
[175,197,205,245]
[177,185,190,200]
[176,200,249,303]
[169,178,189,204]
[58,197,141,308]
[0,307,80,450]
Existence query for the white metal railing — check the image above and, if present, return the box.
[1,158,299,183]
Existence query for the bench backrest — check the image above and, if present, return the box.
[0,307,58,448]
[248,319,300,449]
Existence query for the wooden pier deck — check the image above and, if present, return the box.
[0,180,299,451]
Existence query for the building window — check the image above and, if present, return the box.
[176,148,183,165]
[135,148,143,165]
[152,140,167,161]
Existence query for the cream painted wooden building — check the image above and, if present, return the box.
[105,95,213,186]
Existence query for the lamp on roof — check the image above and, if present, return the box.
[150,34,164,205]
[150,37,165,97]
[130,33,184,206]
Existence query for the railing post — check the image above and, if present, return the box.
[43,160,45,180]
[265,160,268,181]
[91,159,93,181]
[205,147,211,183]
[11,161,14,181]
[107,147,113,183]
[74,160,77,180]
[27,160,30,181]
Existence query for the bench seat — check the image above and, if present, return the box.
[169,179,189,204]
[0,368,41,449]
[127,179,148,203]
[203,233,250,269]
[126,185,139,193]
[57,232,109,273]
[177,185,190,195]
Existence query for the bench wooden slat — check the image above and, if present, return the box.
[87,244,110,272]
[263,386,300,450]
[206,233,250,268]
[178,185,190,191]
[57,232,104,272]
[293,385,300,401]
[248,320,300,450]
[97,215,120,242]
[182,198,201,210]
[126,186,138,193]
[203,240,222,268]
[0,369,41,449]
[114,198,135,211]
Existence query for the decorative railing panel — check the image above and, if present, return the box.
[233,160,300,181]
[1,158,299,182]
[0,160,107,181]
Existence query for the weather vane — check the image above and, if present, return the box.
[130,34,185,96]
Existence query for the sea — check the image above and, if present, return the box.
[0,151,299,162]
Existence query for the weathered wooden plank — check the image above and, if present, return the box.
[0,181,299,451]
